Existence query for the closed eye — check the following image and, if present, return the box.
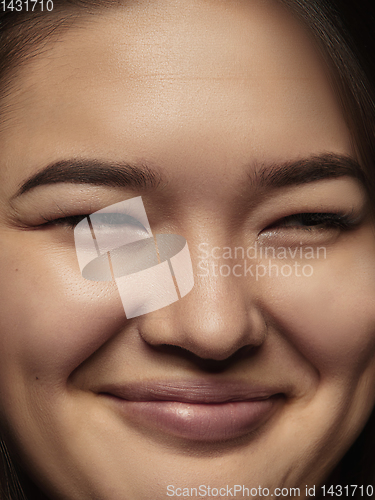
[265,212,359,232]
[88,212,147,233]
[42,212,148,234]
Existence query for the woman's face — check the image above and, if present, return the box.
[0,0,375,498]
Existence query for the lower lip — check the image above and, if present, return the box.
[103,396,280,441]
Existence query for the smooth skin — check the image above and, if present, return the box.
[0,0,375,498]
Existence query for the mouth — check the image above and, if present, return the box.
[97,381,285,442]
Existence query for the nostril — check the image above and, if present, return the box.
[149,343,262,373]
[195,345,263,372]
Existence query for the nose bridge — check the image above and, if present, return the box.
[138,233,267,361]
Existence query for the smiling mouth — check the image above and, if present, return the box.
[97,381,285,441]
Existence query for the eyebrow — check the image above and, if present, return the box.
[14,159,161,198]
[251,153,365,188]
[14,152,364,199]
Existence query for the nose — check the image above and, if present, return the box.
[137,258,267,361]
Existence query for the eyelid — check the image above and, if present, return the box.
[262,211,361,233]
[88,212,148,232]
[42,212,148,233]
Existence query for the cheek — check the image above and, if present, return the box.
[0,234,126,386]
[262,248,375,378]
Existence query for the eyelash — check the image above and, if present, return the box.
[42,214,87,227]
[42,212,357,231]
[41,213,149,233]
[266,212,357,232]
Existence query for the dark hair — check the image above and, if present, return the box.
[0,1,374,498]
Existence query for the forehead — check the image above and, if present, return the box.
[0,0,352,192]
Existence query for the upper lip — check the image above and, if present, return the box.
[97,380,285,404]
